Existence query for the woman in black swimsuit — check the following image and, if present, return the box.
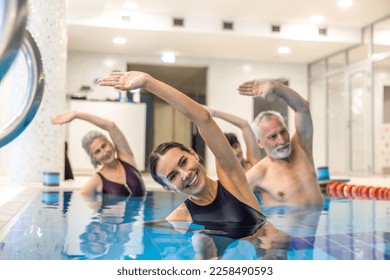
[99,71,291,259]
[98,71,282,235]
[51,111,145,196]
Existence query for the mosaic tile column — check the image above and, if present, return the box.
[8,0,67,184]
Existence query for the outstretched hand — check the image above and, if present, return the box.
[237,79,275,99]
[98,71,150,91]
[51,111,77,125]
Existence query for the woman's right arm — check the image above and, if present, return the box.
[98,72,240,174]
[98,72,236,166]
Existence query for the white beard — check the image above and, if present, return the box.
[269,143,291,159]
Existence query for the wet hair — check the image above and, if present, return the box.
[224,132,239,147]
[251,110,286,140]
[82,130,109,168]
[148,141,192,189]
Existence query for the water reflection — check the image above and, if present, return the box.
[143,218,291,260]
[63,192,146,259]
[66,191,292,260]
[1,191,389,260]
[262,203,323,236]
[261,203,323,260]
[190,221,291,260]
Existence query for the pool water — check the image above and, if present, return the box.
[0,189,389,260]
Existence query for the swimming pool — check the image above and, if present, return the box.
[0,188,389,260]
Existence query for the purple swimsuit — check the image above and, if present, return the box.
[97,159,146,196]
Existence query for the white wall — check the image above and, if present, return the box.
[67,51,307,177]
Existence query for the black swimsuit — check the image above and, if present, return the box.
[184,181,266,239]
[97,159,146,196]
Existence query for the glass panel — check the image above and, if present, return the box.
[373,57,390,174]
[350,69,371,173]
[348,44,368,65]
[328,52,346,72]
[328,74,348,174]
[373,16,390,57]
[309,59,326,78]
[309,80,327,167]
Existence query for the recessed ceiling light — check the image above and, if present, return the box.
[337,0,353,8]
[161,53,176,63]
[123,1,138,10]
[310,15,324,24]
[277,47,291,54]
[113,37,127,45]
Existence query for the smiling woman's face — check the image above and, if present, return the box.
[156,147,207,194]
[89,137,115,165]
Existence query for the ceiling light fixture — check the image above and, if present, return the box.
[277,47,291,54]
[113,37,127,45]
[161,53,176,63]
[337,0,353,8]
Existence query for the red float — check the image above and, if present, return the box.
[369,187,380,199]
[336,183,346,197]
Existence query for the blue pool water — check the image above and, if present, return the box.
[0,189,389,260]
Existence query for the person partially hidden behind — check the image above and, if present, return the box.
[51,111,145,196]
[204,106,262,171]
[238,79,324,206]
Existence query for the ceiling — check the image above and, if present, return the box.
[67,0,390,64]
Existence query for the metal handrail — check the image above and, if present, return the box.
[0,28,45,147]
[0,0,28,81]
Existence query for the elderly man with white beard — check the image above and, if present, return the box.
[237,79,324,206]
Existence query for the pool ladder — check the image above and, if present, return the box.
[0,0,45,147]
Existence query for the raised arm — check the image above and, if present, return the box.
[237,79,313,161]
[99,71,256,201]
[98,72,234,168]
[51,110,137,167]
[206,106,262,165]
